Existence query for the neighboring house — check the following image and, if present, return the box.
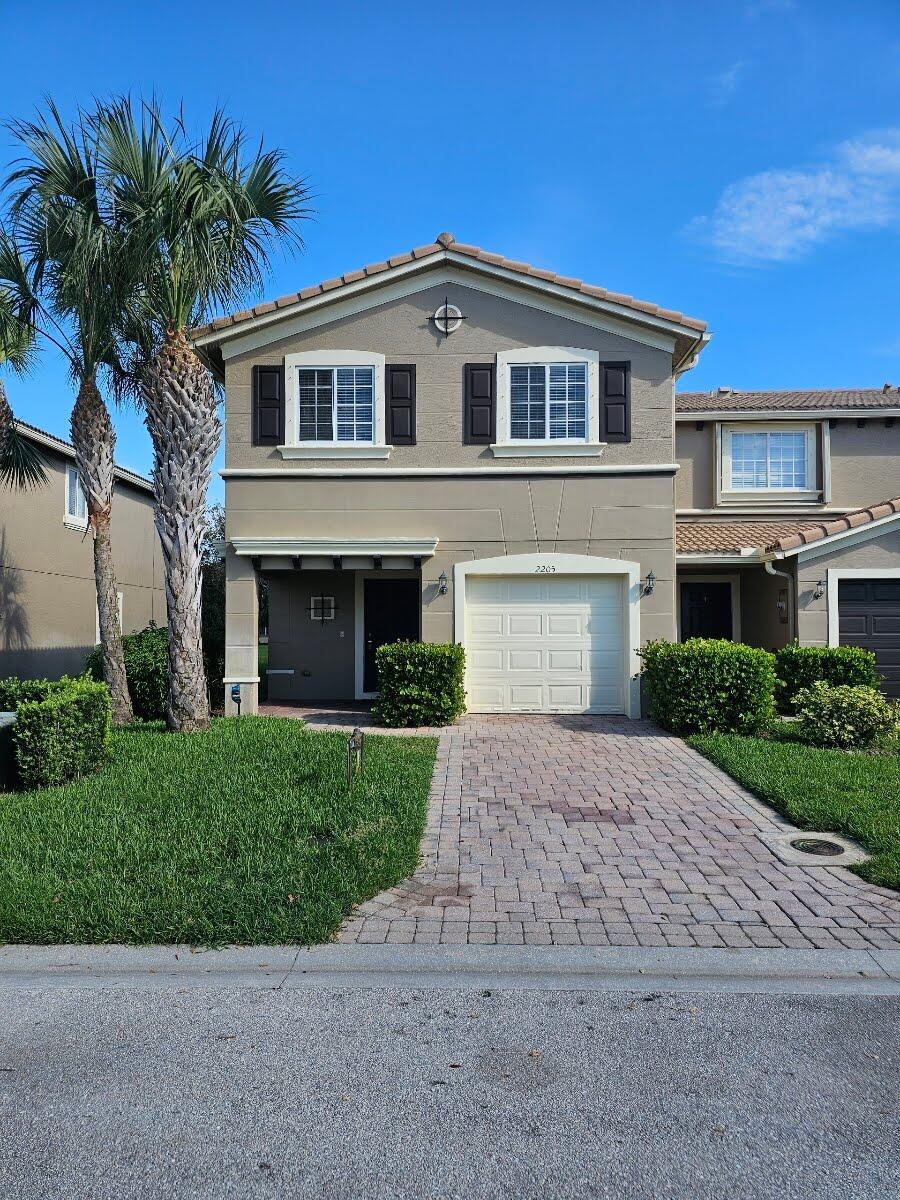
[194,231,899,716]
[676,388,900,696]
[0,421,165,679]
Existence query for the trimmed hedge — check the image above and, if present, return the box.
[372,642,466,728]
[793,681,897,751]
[775,642,880,712]
[0,677,72,710]
[86,623,168,720]
[11,677,112,789]
[640,639,776,736]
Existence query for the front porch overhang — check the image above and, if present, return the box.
[229,536,439,559]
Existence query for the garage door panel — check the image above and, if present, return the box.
[469,648,504,671]
[508,612,543,636]
[546,612,583,636]
[873,615,900,634]
[509,649,543,671]
[547,649,583,671]
[465,573,626,714]
[470,611,504,636]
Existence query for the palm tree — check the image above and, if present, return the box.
[97,99,310,731]
[0,280,45,489]
[4,104,138,724]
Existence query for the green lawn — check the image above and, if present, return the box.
[688,732,900,891]
[0,717,436,945]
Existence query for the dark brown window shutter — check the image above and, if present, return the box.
[600,362,630,443]
[464,363,495,445]
[386,365,416,446]
[252,364,285,446]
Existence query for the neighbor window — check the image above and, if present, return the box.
[297,366,374,443]
[65,465,88,524]
[723,426,814,493]
[509,362,588,441]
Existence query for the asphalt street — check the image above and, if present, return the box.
[2,979,898,1200]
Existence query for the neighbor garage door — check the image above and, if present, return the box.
[838,578,900,698]
[464,575,625,713]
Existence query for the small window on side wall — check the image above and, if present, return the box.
[65,465,88,526]
[308,595,336,622]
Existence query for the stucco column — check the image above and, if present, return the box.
[224,548,259,715]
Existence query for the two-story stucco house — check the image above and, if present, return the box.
[193,232,900,715]
[0,420,166,678]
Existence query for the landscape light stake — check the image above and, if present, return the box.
[347,727,365,790]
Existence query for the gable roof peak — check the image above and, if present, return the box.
[435,231,456,248]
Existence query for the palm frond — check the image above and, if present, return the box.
[0,421,46,488]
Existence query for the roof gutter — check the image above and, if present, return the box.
[673,330,711,377]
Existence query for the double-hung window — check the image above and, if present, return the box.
[509,361,588,441]
[65,464,88,526]
[298,366,375,443]
[722,424,816,495]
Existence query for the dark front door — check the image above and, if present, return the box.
[363,578,421,692]
[680,580,733,640]
[838,578,900,698]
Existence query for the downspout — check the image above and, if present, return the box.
[764,557,795,643]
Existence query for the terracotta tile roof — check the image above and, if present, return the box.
[191,231,707,341]
[677,497,900,556]
[676,386,900,413]
[766,497,900,552]
[676,520,822,555]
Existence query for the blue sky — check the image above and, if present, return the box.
[2,0,899,501]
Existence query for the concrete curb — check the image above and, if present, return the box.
[1,944,898,996]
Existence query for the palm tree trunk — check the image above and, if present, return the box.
[143,327,220,732]
[70,376,133,726]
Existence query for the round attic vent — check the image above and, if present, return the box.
[433,302,463,335]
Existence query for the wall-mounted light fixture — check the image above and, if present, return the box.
[642,570,656,597]
[438,571,449,596]
[813,579,826,600]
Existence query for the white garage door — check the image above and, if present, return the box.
[464,574,626,714]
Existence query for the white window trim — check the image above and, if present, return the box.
[96,592,123,644]
[64,464,88,530]
[280,349,388,459]
[676,574,741,642]
[452,553,642,718]
[826,568,900,646]
[493,347,605,457]
[720,421,818,501]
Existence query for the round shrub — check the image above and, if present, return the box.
[639,638,775,736]
[372,641,466,728]
[775,642,880,712]
[86,623,168,720]
[793,681,897,750]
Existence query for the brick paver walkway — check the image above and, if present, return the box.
[336,715,900,949]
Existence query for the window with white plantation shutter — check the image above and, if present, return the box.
[509,362,588,441]
[297,366,375,443]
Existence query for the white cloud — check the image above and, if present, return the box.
[689,130,900,264]
[709,61,746,108]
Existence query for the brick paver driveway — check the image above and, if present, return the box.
[338,715,900,949]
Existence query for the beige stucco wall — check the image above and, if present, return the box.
[224,282,676,471]
[826,422,900,510]
[0,446,165,679]
[796,528,900,646]
[675,418,900,512]
[674,424,715,509]
[225,471,677,711]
